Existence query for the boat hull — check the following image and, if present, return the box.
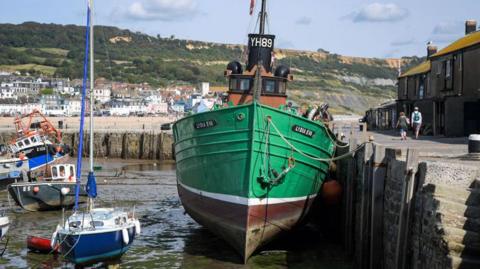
[0,158,30,190]
[0,216,9,240]
[178,183,316,259]
[58,226,136,265]
[173,102,334,260]
[8,182,87,211]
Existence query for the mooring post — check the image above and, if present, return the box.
[369,144,387,269]
[357,142,373,268]
[362,123,368,143]
[394,149,419,269]
[344,136,357,256]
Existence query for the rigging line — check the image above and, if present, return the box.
[267,117,367,162]
[241,5,257,60]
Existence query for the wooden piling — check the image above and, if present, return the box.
[357,142,373,268]
[394,149,419,269]
[344,136,357,256]
[369,144,387,269]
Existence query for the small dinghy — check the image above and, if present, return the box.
[51,1,141,264]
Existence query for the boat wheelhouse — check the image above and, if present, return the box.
[8,164,87,211]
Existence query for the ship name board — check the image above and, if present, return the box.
[194,120,217,129]
[292,125,315,138]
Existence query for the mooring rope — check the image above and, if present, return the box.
[267,117,368,162]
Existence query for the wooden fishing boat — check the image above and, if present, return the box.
[173,0,335,261]
[8,164,87,211]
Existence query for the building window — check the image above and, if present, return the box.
[444,59,453,91]
[418,75,425,99]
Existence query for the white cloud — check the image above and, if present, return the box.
[118,0,198,21]
[351,3,408,23]
[296,16,312,25]
[390,38,415,47]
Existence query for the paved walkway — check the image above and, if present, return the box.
[360,130,468,157]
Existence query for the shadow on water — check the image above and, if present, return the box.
[181,218,352,269]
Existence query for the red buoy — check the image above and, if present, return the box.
[33,186,40,193]
[321,180,342,205]
[27,236,59,254]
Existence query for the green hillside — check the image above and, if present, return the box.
[0,22,423,114]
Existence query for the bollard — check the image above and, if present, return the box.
[468,134,480,154]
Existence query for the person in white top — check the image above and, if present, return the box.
[411,107,422,139]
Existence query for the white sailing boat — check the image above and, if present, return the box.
[51,0,140,264]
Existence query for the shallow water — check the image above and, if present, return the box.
[0,160,352,269]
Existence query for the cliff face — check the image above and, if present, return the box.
[0,22,422,114]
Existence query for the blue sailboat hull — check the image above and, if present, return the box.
[58,226,136,265]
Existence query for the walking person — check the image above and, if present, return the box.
[411,107,422,139]
[396,112,409,140]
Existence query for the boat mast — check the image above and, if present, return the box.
[74,0,92,211]
[88,0,95,211]
[89,0,94,175]
[259,0,267,35]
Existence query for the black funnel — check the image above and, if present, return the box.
[246,34,275,73]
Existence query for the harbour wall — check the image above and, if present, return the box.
[335,141,480,269]
[0,131,174,160]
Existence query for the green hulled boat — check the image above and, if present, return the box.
[173,0,335,262]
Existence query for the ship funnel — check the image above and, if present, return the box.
[246,34,275,73]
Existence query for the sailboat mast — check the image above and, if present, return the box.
[89,0,94,173]
[259,0,267,34]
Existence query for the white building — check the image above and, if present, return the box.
[0,103,42,115]
[145,102,168,114]
[0,86,15,99]
[200,82,210,96]
[65,99,81,116]
[94,88,111,104]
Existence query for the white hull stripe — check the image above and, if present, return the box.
[178,182,317,206]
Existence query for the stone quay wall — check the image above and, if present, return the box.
[336,142,480,269]
[0,130,174,160]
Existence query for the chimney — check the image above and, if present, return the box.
[427,44,438,58]
[465,20,477,35]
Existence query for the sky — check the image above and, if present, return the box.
[0,0,479,58]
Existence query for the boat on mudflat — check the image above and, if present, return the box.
[8,109,70,179]
[0,157,29,189]
[173,0,336,261]
[8,164,87,211]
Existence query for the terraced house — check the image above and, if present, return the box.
[397,20,480,136]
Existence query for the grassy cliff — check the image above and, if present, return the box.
[0,22,423,114]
